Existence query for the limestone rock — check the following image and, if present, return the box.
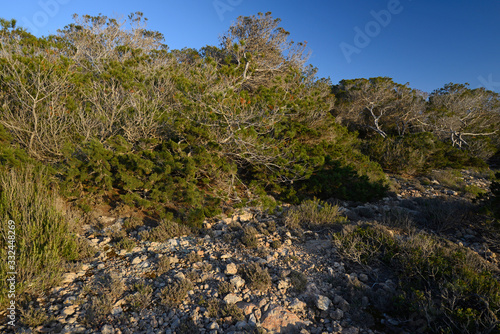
[225,263,238,275]
[260,305,305,333]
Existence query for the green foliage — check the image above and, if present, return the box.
[160,278,193,306]
[0,124,33,168]
[285,197,347,230]
[332,223,500,333]
[61,136,225,220]
[295,158,388,202]
[363,132,487,175]
[218,281,235,295]
[241,226,259,248]
[0,166,83,308]
[239,262,272,291]
[289,270,308,292]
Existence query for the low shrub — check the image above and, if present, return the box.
[415,197,471,233]
[83,271,124,327]
[293,158,388,202]
[239,263,271,291]
[285,198,347,230]
[0,166,83,308]
[160,278,193,306]
[363,132,487,175]
[332,223,500,333]
[289,270,308,292]
[218,281,235,295]
[157,256,171,275]
[127,282,153,312]
[139,218,192,242]
[241,226,259,248]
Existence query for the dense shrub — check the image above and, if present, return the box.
[285,197,347,230]
[0,166,84,308]
[363,132,487,175]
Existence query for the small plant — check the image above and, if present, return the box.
[206,298,220,318]
[463,184,487,197]
[84,271,125,326]
[239,263,271,291]
[122,216,143,231]
[139,219,192,242]
[331,224,398,265]
[241,226,259,248]
[186,251,202,263]
[157,256,171,275]
[160,278,193,306]
[128,282,153,312]
[429,169,465,191]
[20,304,49,328]
[416,197,470,233]
[289,270,308,292]
[283,255,300,264]
[270,239,282,249]
[186,270,201,282]
[178,318,200,334]
[221,303,245,322]
[285,198,346,230]
[218,281,235,295]
[266,220,277,233]
[115,236,136,251]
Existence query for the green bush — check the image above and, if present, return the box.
[285,197,347,230]
[363,132,487,175]
[61,136,225,221]
[332,223,500,333]
[0,166,83,308]
[239,263,272,291]
[241,226,259,248]
[160,278,193,306]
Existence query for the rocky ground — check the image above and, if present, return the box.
[1,169,498,334]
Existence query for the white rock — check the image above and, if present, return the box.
[224,293,242,305]
[225,263,238,275]
[100,324,114,334]
[230,275,245,289]
[315,295,331,311]
[207,321,219,330]
[61,273,77,284]
[289,298,307,312]
[248,313,257,326]
[236,320,247,329]
[61,306,76,316]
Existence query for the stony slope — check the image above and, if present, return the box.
[2,169,498,334]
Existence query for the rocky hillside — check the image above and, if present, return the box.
[2,168,499,334]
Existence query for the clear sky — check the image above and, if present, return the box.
[2,0,499,93]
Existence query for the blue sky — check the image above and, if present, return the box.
[2,0,499,93]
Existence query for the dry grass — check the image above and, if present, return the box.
[139,219,192,242]
[285,198,347,230]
